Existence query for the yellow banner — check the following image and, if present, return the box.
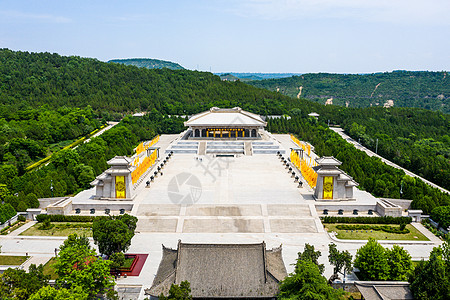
[323,176,333,199]
[115,176,126,198]
[131,149,158,184]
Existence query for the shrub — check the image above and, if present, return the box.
[39,219,54,230]
[322,216,412,225]
[17,215,26,222]
[335,224,409,234]
[36,214,102,223]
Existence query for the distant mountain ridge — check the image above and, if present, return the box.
[248,71,450,113]
[108,58,184,70]
[217,72,300,81]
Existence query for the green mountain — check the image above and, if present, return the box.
[248,71,450,113]
[0,49,302,115]
[108,58,185,70]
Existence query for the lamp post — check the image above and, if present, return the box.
[50,180,54,197]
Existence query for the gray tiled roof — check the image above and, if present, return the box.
[355,281,413,300]
[146,242,287,298]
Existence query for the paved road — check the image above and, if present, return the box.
[330,127,449,195]
[77,121,119,146]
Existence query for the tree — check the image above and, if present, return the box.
[354,238,390,280]
[159,281,192,300]
[0,203,16,224]
[386,245,413,281]
[297,243,324,274]
[109,252,125,270]
[0,184,10,202]
[0,264,49,300]
[278,259,345,300]
[410,247,450,300]
[92,214,137,256]
[54,234,115,299]
[430,206,450,230]
[328,243,352,279]
[73,164,95,188]
[26,193,40,208]
[29,285,88,300]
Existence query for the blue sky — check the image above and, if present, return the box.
[1,0,449,73]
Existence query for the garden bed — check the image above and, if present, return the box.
[324,223,429,241]
[20,222,93,237]
[114,254,148,277]
[0,255,29,265]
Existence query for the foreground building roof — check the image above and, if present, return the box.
[146,241,287,299]
[355,281,413,300]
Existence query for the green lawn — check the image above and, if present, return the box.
[43,257,58,280]
[0,255,29,265]
[20,222,93,237]
[121,257,135,269]
[324,224,429,241]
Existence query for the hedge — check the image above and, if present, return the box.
[321,216,412,225]
[335,224,410,234]
[0,203,17,224]
[36,214,104,223]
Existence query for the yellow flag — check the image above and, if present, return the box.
[115,176,126,198]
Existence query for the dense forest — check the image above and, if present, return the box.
[0,112,185,213]
[267,116,450,214]
[249,71,450,113]
[108,58,185,70]
[0,48,306,115]
[325,108,450,190]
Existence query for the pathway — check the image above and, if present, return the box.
[330,127,449,194]
[76,121,119,147]
[8,221,37,236]
[410,222,442,244]
[21,255,53,271]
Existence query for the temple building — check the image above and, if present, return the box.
[313,156,358,201]
[146,241,287,299]
[184,107,267,139]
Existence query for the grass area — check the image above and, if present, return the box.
[48,139,76,153]
[324,224,429,241]
[43,257,58,280]
[0,255,29,265]
[20,222,93,237]
[121,257,135,269]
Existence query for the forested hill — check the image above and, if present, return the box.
[0,49,314,116]
[108,58,185,70]
[248,71,450,113]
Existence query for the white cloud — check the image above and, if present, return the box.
[0,10,71,23]
[229,0,450,25]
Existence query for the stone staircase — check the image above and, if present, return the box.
[206,141,245,154]
[165,141,199,154]
[252,141,285,154]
